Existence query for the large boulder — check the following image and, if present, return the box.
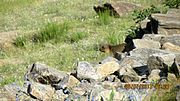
[152,13,180,29]
[25,62,69,85]
[133,39,160,49]
[147,53,178,79]
[93,2,140,17]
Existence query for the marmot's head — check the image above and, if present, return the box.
[99,44,111,53]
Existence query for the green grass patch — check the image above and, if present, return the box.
[0,0,39,13]
[68,32,88,43]
[98,11,112,25]
[106,31,125,45]
[13,35,28,47]
[33,22,69,43]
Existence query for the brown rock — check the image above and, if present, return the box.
[96,58,120,79]
[94,2,140,17]
[161,42,180,53]
[66,75,80,88]
[28,82,55,101]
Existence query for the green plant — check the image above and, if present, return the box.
[164,0,180,8]
[13,36,28,47]
[109,89,115,101]
[68,32,88,43]
[106,31,125,45]
[132,5,161,23]
[98,10,112,25]
[33,22,69,43]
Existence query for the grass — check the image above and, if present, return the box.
[33,22,69,43]
[0,0,173,89]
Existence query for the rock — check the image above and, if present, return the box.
[167,8,180,17]
[148,69,161,82]
[96,57,120,79]
[158,27,180,35]
[170,60,180,78]
[77,61,99,80]
[150,53,176,65]
[147,54,169,76]
[104,75,120,82]
[66,75,80,88]
[94,2,140,17]
[143,34,180,46]
[152,13,180,29]
[25,62,68,85]
[167,73,177,82]
[162,42,180,53]
[27,81,55,101]
[118,64,140,82]
[133,39,160,49]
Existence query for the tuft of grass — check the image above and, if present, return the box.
[106,31,125,45]
[33,22,69,43]
[68,32,88,43]
[13,36,28,47]
[98,11,112,25]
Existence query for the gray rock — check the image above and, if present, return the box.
[143,33,180,46]
[25,62,68,85]
[118,64,140,82]
[150,53,176,65]
[130,48,178,63]
[147,55,168,76]
[133,39,160,49]
[77,61,100,80]
[152,13,180,29]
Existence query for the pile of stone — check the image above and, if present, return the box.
[1,4,180,101]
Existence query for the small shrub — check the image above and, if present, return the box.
[132,5,161,23]
[164,0,180,8]
[68,32,88,43]
[13,36,28,47]
[106,31,125,45]
[98,10,112,25]
[33,22,69,43]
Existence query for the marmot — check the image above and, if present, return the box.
[99,43,126,54]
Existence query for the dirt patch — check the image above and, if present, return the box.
[0,31,19,49]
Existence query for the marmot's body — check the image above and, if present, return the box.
[99,43,126,54]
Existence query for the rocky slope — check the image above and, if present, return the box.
[1,5,180,101]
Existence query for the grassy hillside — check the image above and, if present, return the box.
[0,0,164,87]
